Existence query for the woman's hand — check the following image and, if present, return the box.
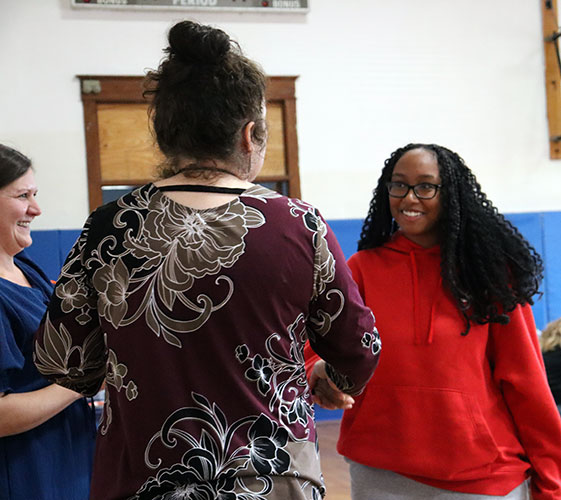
[309,360,355,410]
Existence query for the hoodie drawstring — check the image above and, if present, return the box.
[409,251,422,344]
[410,250,440,345]
[427,278,442,344]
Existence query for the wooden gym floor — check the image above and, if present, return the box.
[316,420,351,500]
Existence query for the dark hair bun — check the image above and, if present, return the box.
[168,21,230,65]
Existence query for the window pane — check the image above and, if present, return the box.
[101,185,137,205]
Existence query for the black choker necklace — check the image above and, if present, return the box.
[158,184,246,195]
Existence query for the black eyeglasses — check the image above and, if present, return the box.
[386,181,441,200]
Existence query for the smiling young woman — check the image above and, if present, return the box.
[387,148,442,248]
[306,143,561,500]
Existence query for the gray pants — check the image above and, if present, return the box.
[347,460,531,500]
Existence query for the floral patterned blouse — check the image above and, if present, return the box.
[33,183,380,500]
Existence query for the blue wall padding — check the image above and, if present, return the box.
[28,212,559,327]
[325,219,363,260]
[27,230,81,281]
[504,213,547,330]
[27,212,560,422]
[315,407,343,422]
[58,230,81,268]
[543,212,561,328]
[26,230,63,281]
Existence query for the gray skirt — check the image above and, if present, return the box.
[347,459,531,500]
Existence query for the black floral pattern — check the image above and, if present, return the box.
[244,355,274,396]
[33,317,105,396]
[289,201,336,300]
[133,394,290,499]
[248,415,290,475]
[236,314,314,433]
[361,325,382,356]
[135,464,238,500]
[99,349,138,435]
[44,184,267,349]
[286,395,313,426]
[235,345,250,363]
[93,258,130,329]
[55,277,95,313]
[311,486,323,500]
[307,289,345,339]
[33,182,379,500]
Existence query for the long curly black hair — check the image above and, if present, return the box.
[358,143,543,334]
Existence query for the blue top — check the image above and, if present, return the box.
[0,251,95,500]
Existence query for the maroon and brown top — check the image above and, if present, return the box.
[33,183,380,500]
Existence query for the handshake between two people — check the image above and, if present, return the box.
[308,360,355,411]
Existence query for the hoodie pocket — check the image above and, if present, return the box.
[346,385,500,480]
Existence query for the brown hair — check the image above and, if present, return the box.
[144,21,267,179]
[0,144,32,189]
[540,317,561,352]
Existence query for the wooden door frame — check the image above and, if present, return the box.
[78,75,301,212]
[542,0,561,158]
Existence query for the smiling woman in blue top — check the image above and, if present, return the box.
[0,144,95,500]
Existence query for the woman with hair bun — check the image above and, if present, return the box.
[34,21,379,500]
[306,143,561,499]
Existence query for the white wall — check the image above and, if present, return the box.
[0,0,559,229]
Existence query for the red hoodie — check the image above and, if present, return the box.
[306,233,561,498]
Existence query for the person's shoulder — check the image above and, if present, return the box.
[347,245,396,278]
[241,185,303,208]
[87,199,120,225]
[241,185,325,222]
[91,183,155,217]
[14,249,35,268]
[87,184,157,234]
[14,250,51,286]
[349,247,384,262]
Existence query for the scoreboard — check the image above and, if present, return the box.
[71,0,309,13]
